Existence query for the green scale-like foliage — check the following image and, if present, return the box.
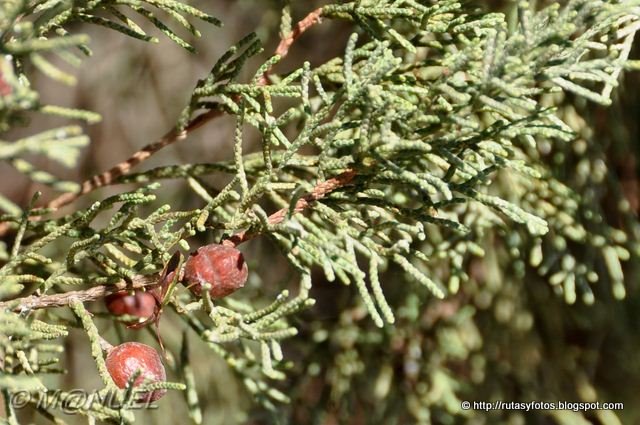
[1,0,639,423]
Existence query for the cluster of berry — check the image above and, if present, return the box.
[103,244,248,401]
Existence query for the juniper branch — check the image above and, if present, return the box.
[0,167,355,311]
[0,5,330,237]
[46,108,226,210]
[223,167,356,246]
[0,273,161,312]
[260,7,324,84]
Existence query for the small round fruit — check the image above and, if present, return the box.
[183,244,248,299]
[105,290,156,321]
[105,342,166,402]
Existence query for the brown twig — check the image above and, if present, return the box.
[0,108,225,237]
[223,167,356,247]
[0,273,160,312]
[277,7,324,58]
[49,108,225,210]
[259,7,324,85]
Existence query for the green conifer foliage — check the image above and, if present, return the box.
[1,0,639,423]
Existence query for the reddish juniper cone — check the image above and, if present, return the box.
[182,244,248,298]
[105,290,156,323]
[105,342,167,402]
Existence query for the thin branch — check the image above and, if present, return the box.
[47,109,225,210]
[223,168,356,247]
[0,108,224,236]
[275,7,323,57]
[0,274,160,312]
[259,7,324,84]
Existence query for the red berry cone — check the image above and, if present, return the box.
[105,342,166,402]
[105,290,156,321]
[182,244,248,299]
